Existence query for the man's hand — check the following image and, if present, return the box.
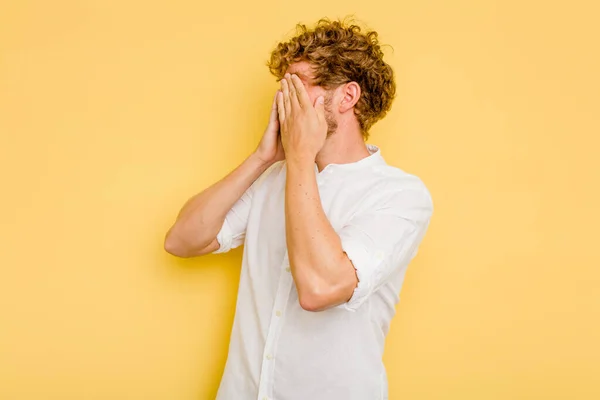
[254,91,286,165]
[277,74,328,166]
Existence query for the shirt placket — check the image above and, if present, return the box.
[257,252,293,400]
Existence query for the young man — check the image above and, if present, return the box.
[165,18,433,400]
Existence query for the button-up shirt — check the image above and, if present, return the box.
[213,145,433,400]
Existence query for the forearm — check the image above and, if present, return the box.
[165,152,272,255]
[285,160,350,308]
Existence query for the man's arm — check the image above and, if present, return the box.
[164,92,284,258]
[277,74,357,311]
[164,153,274,258]
[285,160,357,311]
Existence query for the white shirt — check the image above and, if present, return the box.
[213,144,433,400]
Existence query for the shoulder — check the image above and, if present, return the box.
[364,163,433,213]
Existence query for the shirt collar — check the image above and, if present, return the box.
[317,144,385,174]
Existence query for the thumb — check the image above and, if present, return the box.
[314,96,325,121]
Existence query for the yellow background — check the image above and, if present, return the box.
[1,0,599,399]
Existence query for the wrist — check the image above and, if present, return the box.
[286,151,315,170]
[286,157,315,173]
[250,151,276,168]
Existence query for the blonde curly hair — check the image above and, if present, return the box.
[267,18,396,138]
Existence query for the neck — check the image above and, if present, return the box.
[315,122,370,172]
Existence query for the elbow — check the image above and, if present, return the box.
[164,233,189,258]
[298,285,340,312]
[295,271,331,312]
[297,272,357,312]
[298,293,328,312]
[164,228,200,258]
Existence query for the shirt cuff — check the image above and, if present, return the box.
[212,218,233,254]
[339,237,387,311]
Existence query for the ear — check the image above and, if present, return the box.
[338,82,361,113]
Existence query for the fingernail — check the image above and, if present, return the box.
[318,96,324,104]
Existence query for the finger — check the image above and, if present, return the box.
[276,91,285,125]
[286,74,300,110]
[314,95,325,123]
[280,77,291,117]
[291,74,311,108]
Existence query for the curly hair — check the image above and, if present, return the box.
[267,18,396,138]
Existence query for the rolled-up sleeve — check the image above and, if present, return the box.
[212,186,253,254]
[338,186,433,311]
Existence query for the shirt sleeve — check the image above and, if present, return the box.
[212,161,280,254]
[337,185,433,311]
[211,185,254,254]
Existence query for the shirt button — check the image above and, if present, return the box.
[285,267,291,273]
[276,310,282,317]
[266,354,273,360]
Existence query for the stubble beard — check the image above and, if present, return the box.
[324,92,338,138]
